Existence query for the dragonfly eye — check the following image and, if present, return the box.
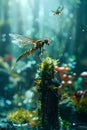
[44,38,49,45]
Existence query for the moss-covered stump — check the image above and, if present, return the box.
[35,57,60,130]
[41,85,59,130]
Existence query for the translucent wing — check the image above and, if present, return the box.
[9,33,37,48]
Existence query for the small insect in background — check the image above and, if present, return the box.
[52,6,63,15]
[9,34,50,64]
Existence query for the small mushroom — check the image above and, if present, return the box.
[55,65,69,80]
[55,65,69,73]
[67,80,73,94]
[74,90,84,101]
[80,72,87,80]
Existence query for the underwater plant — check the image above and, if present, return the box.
[7,108,38,127]
[72,90,87,115]
[35,57,61,130]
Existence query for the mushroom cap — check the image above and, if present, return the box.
[67,80,72,84]
[80,71,87,76]
[55,65,69,72]
[75,90,83,98]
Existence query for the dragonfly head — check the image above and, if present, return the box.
[44,38,50,45]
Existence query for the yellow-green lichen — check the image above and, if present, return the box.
[39,57,58,79]
[7,108,38,127]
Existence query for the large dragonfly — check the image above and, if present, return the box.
[9,34,50,63]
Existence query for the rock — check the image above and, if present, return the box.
[59,98,76,121]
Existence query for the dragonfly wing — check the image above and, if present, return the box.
[16,48,37,62]
[9,34,36,48]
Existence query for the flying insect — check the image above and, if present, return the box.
[9,34,50,63]
[52,6,63,15]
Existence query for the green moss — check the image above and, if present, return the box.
[35,57,58,83]
[35,57,60,130]
[40,57,58,75]
[7,108,38,127]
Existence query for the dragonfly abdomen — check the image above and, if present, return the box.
[16,48,37,62]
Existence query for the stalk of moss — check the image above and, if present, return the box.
[36,57,60,130]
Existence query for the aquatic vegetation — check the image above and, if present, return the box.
[7,108,38,127]
[58,113,71,130]
[35,57,60,130]
[59,89,87,123]
[62,120,71,130]
[59,92,76,122]
[9,34,50,63]
[72,90,87,114]
[0,55,28,86]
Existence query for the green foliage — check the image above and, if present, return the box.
[78,97,87,114]
[7,108,38,127]
[58,114,71,130]
[62,120,71,130]
[36,57,58,80]
[40,57,57,70]
[72,91,87,114]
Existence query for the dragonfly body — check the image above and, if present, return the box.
[9,34,49,63]
[52,6,63,15]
